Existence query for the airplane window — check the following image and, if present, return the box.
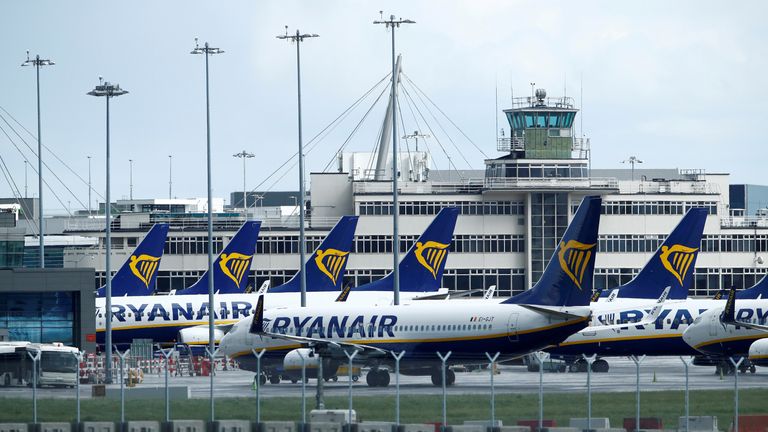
[98,314,103,318]
[666,319,671,324]
[128,313,132,317]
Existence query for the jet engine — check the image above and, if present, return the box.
[178,326,225,346]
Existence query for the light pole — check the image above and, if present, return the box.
[622,156,643,181]
[277,26,318,308]
[88,78,128,384]
[168,155,172,199]
[373,12,415,305]
[87,156,92,215]
[21,50,54,268]
[129,159,133,200]
[233,150,254,210]
[190,37,224,422]
[24,160,28,198]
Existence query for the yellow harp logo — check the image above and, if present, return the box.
[128,254,161,288]
[219,252,253,286]
[557,240,597,290]
[415,241,450,279]
[315,249,350,285]
[659,244,698,285]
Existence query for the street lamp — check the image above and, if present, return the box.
[374,13,415,305]
[129,159,133,200]
[622,156,643,181]
[87,77,128,384]
[277,26,318,308]
[168,155,172,199]
[21,50,54,268]
[190,37,224,422]
[233,150,255,210]
[87,156,92,215]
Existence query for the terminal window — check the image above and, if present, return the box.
[0,291,75,345]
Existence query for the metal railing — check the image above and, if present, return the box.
[496,136,525,152]
[484,176,618,190]
[720,216,768,228]
[353,179,485,195]
[618,181,720,195]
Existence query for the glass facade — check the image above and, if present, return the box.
[530,192,569,285]
[0,291,75,344]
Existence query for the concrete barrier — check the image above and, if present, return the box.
[678,417,718,432]
[400,425,433,432]
[261,422,295,432]
[310,412,355,425]
[462,422,503,428]
[499,427,530,432]
[451,426,485,432]
[0,423,28,432]
[38,424,71,432]
[81,422,116,432]
[308,423,343,432]
[105,387,190,401]
[124,422,161,432]
[358,423,395,432]
[213,421,251,432]
[569,419,611,430]
[539,428,580,432]
[167,420,206,432]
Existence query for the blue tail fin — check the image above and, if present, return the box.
[97,224,169,297]
[269,216,359,293]
[355,207,459,293]
[179,221,261,295]
[737,275,768,299]
[505,196,601,307]
[610,208,707,300]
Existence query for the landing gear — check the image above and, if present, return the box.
[430,368,455,386]
[255,373,267,386]
[365,369,390,387]
[269,374,280,384]
[568,358,609,373]
[592,359,609,373]
[569,359,587,373]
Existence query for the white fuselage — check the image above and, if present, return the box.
[682,299,768,358]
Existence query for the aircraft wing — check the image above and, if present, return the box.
[581,286,670,333]
[720,287,768,332]
[519,304,590,320]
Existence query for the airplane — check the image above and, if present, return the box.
[598,208,707,302]
[712,275,768,300]
[218,196,602,387]
[96,223,170,297]
[682,287,768,374]
[546,207,709,372]
[95,209,457,348]
[176,221,261,295]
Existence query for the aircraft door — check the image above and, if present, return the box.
[507,312,519,342]
[708,312,719,337]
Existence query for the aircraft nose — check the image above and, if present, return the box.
[681,322,701,349]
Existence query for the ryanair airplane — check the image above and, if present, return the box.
[96,223,169,297]
[95,210,457,348]
[682,287,768,372]
[546,207,711,372]
[218,196,601,387]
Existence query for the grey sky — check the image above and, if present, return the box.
[2,1,766,214]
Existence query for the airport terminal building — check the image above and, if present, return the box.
[48,89,768,299]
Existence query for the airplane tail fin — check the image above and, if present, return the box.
[737,274,768,299]
[505,196,601,307]
[249,295,265,334]
[270,216,359,293]
[614,208,707,300]
[180,221,261,295]
[355,207,459,293]
[97,224,169,297]
[721,287,737,323]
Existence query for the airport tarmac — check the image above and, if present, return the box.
[0,357,764,399]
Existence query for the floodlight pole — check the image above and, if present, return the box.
[87,156,92,214]
[22,52,54,268]
[168,155,172,199]
[374,13,415,305]
[233,150,255,211]
[190,39,224,422]
[129,159,133,200]
[277,28,318,308]
[88,78,128,384]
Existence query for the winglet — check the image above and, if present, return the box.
[335,283,352,302]
[590,289,603,303]
[645,286,671,322]
[484,285,497,300]
[250,295,265,334]
[721,287,737,324]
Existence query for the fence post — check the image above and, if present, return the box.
[730,357,744,432]
[205,347,220,422]
[158,347,173,423]
[629,355,646,432]
[437,351,452,432]
[252,349,267,424]
[392,351,406,426]
[27,349,41,423]
[679,356,694,432]
[114,347,131,425]
[344,350,359,428]
[583,354,597,431]
[534,352,547,431]
[485,352,500,428]
[74,351,84,424]
[298,350,307,425]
